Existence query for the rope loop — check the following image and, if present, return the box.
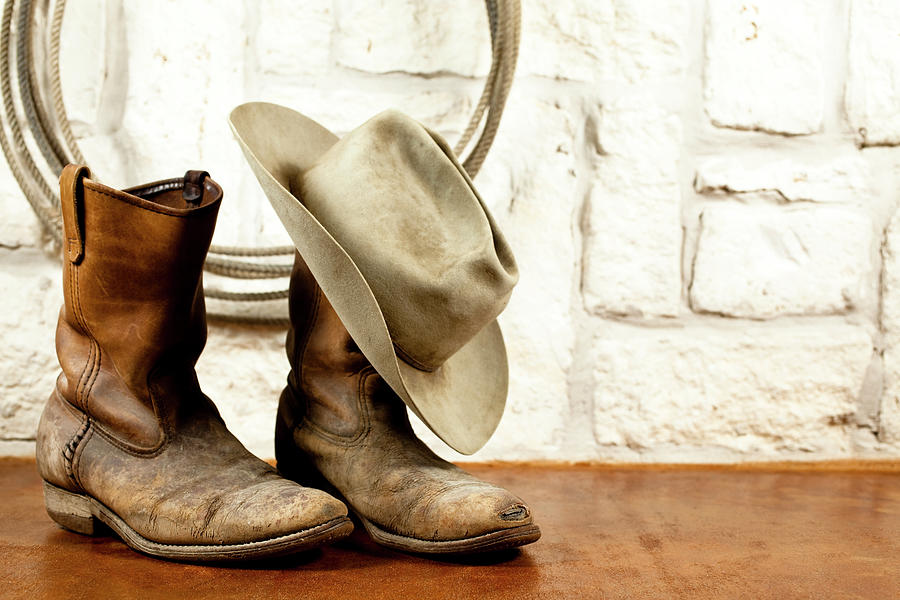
[0,0,520,324]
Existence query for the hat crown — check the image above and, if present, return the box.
[297,110,517,370]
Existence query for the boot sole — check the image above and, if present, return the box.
[42,481,353,562]
[358,514,542,555]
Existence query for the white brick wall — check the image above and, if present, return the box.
[1,0,899,462]
[704,0,826,135]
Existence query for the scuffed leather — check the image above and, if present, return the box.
[277,252,533,541]
[36,170,347,546]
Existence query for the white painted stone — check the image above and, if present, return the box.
[0,159,43,249]
[0,441,37,457]
[412,93,581,461]
[691,203,876,319]
[593,323,873,456]
[583,97,683,318]
[73,134,131,189]
[256,0,333,79]
[196,324,287,459]
[845,0,900,146]
[879,208,900,442]
[250,84,473,142]
[2,0,900,462]
[333,0,489,77]
[519,0,689,83]
[59,0,106,133]
[704,0,825,135]
[0,249,62,441]
[112,0,249,248]
[694,147,872,204]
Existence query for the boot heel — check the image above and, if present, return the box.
[42,481,100,535]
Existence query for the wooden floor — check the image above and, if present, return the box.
[1,457,898,599]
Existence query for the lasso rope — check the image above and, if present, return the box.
[0,0,520,324]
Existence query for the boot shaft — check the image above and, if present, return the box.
[56,166,222,450]
[286,252,410,440]
[279,250,540,552]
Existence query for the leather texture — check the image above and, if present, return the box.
[276,252,541,552]
[36,166,350,552]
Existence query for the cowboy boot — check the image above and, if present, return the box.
[275,252,541,554]
[35,165,352,561]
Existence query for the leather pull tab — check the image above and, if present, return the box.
[59,164,91,264]
[182,170,209,205]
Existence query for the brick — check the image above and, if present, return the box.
[593,323,874,457]
[333,0,489,77]
[845,0,900,145]
[694,146,871,204]
[0,250,62,441]
[519,0,689,83]
[256,0,333,78]
[879,208,900,442]
[704,0,825,135]
[196,324,287,459]
[690,203,876,318]
[0,159,43,250]
[251,83,473,141]
[583,97,683,318]
[58,0,107,130]
[114,1,250,247]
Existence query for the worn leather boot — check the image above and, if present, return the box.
[275,253,541,554]
[36,165,352,561]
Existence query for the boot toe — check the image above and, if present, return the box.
[214,479,349,543]
[414,482,534,541]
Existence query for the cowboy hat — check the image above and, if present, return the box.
[228,102,518,455]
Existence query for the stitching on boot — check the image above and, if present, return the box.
[72,261,88,333]
[63,412,90,488]
[62,261,97,490]
[73,336,92,412]
[89,426,167,458]
[69,267,90,413]
[71,265,101,416]
[69,424,94,489]
[82,340,100,416]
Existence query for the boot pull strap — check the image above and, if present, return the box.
[59,164,91,265]
[182,170,209,205]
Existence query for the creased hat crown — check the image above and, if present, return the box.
[297,110,518,370]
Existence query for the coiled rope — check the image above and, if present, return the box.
[0,0,520,324]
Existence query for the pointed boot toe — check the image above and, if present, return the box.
[357,481,541,554]
[430,482,536,537]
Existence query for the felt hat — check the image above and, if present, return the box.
[229,102,518,454]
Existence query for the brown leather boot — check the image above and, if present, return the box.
[275,253,541,554]
[36,165,352,561]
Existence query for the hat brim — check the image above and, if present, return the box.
[228,102,507,454]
